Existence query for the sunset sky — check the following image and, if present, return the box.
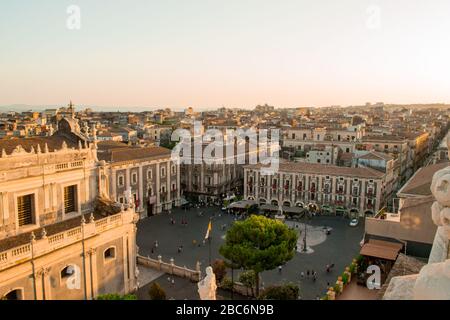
[1,0,450,110]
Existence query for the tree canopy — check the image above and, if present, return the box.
[219,215,298,295]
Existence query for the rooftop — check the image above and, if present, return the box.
[97,141,171,163]
[398,161,449,197]
[245,162,385,179]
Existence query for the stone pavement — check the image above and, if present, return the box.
[137,265,164,289]
[137,273,249,300]
[136,206,364,300]
[337,281,380,300]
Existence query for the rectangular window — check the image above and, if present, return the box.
[64,185,77,213]
[131,172,138,185]
[147,169,152,180]
[17,194,33,226]
[118,175,124,187]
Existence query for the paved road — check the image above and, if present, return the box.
[136,206,364,300]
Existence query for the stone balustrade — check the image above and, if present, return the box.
[0,207,135,271]
[137,255,201,282]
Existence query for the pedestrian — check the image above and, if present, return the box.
[300,271,304,279]
[192,239,197,246]
[177,246,182,253]
[278,265,282,273]
[154,240,159,248]
[151,247,154,254]
[306,270,310,278]
[326,264,330,273]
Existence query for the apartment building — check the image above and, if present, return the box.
[361,135,410,184]
[97,141,180,217]
[244,162,390,217]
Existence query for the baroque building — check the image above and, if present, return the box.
[244,162,391,217]
[97,141,181,217]
[0,117,138,300]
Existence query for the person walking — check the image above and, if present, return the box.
[306,270,310,278]
[300,271,304,279]
[278,265,282,273]
[154,240,159,249]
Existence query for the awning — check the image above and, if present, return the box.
[260,204,279,211]
[360,239,403,261]
[228,200,257,209]
[180,198,189,206]
[282,206,306,214]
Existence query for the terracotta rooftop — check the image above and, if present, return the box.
[0,135,78,155]
[363,135,407,142]
[97,142,171,163]
[360,239,403,261]
[357,151,394,161]
[245,162,385,179]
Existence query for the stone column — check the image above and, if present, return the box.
[156,163,161,213]
[243,169,248,199]
[125,167,131,190]
[176,162,181,205]
[87,248,98,299]
[166,162,171,207]
[0,192,7,226]
[138,165,144,212]
[111,168,117,201]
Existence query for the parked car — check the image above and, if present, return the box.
[349,218,359,227]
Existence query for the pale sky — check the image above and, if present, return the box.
[1,0,450,110]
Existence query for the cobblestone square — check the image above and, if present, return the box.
[137,205,365,300]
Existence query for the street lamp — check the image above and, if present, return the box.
[302,209,308,253]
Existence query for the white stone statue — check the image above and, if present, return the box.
[124,187,134,206]
[384,136,450,300]
[197,266,217,300]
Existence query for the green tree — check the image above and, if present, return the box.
[219,215,298,296]
[148,282,166,300]
[96,293,137,300]
[258,283,299,300]
[239,270,256,296]
[212,259,227,284]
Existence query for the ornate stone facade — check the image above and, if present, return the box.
[0,117,139,300]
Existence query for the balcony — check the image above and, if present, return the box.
[0,207,136,271]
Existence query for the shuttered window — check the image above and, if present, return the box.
[17,194,33,226]
[64,185,77,213]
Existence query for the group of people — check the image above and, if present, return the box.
[151,240,159,254]
[169,216,189,226]
[300,270,318,281]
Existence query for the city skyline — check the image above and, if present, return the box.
[1,0,450,109]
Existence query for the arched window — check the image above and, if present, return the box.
[61,265,76,279]
[104,247,116,261]
[2,289,23,300]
